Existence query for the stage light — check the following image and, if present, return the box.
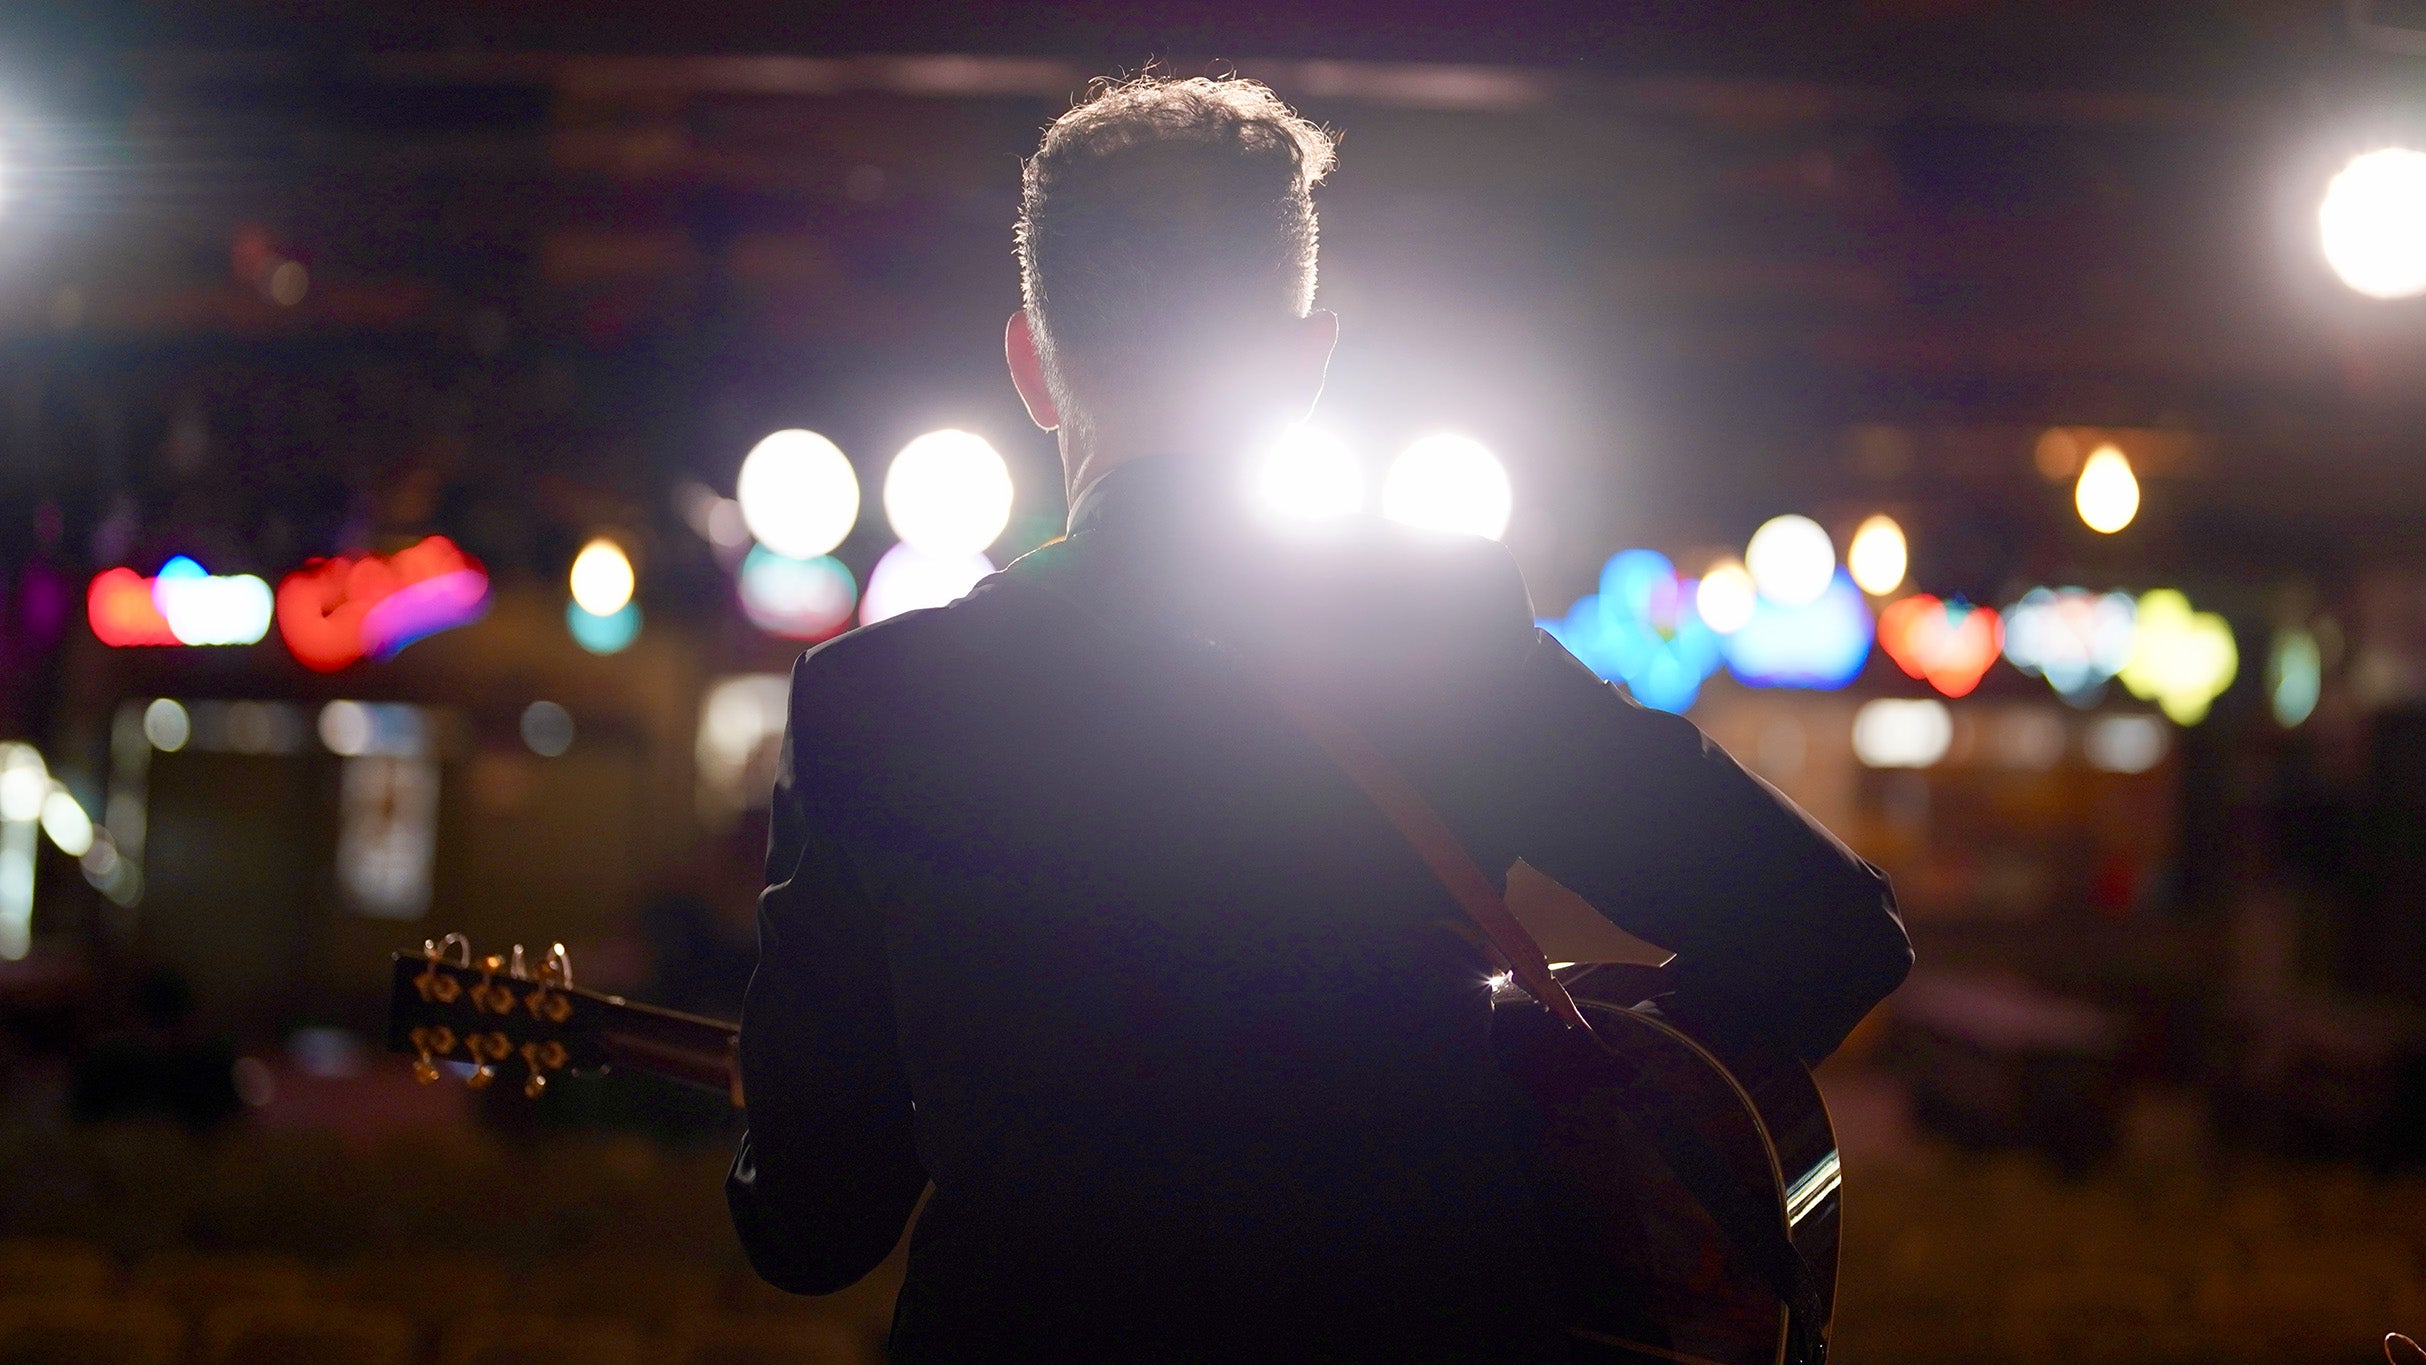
[520,701,575,757]
[40,787,93,859]
[2321,147,2426,300]
[2074,445,2139,534]
[861,544,994,626]
[2085,714,2168,774]
[1744,515,1834,607]
[1538,550,1723,713]
[1847,515,1908,597]
[1695,560,1757,636]
[738,547,857,640]
[1251,426,1363,523]
[2003,587,2139,705]
[1720,572,1875,690]
[0,747,45,824]
[143,699,191,753]
[1382,434,1510,540]
[885,429,1014,557]
[2269,628,2321,728]
[1878,595,2003,699]
[569,538,635,617]
[2118,589,2237,725]
[738,429,860,559]
[1853,699,1953,770]
[89,558,274,648]
[567,601,640,655]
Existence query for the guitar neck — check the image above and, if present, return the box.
[385,953,742,1104]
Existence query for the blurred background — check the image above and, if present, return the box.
[0,2,2424,1361]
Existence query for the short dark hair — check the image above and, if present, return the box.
[1016,74,1336,416]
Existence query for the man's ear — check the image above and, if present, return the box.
[1005,312,1060,432]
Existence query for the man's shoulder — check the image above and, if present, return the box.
[786,570,1039,701]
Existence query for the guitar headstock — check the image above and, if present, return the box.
[386,933,602,1098]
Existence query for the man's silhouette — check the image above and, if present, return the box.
[728,75,1911,1361]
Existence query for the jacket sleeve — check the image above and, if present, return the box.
[1495,628,1912,1063]
[726,658,928,1295]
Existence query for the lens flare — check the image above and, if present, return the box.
[1252,426,1363,523]
[2321,147,2426,300]
[884,429,1014,557]
[738,429,860,559]
[568,538,636,617]
[2075,445,2140,535]
[1745,515,1835,607]
[1382,435,1510,540]
[1847,515,1908,597]
[738,547,857,641]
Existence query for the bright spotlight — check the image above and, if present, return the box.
[884,429,1013,557]
[1744,515,1835,607]
[1381,434,1511,540]
[1695,559,1757,635]
[0,747,46,823]
[568,538,635,617]
[861,544,994,626]
[2321,147,2426,300]
[1252,426,1363,523]
[2075,444,2139,535]
[1847,515,1908,597]
[738,429,860,559]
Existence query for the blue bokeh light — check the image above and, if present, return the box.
[1538,550,1724,713]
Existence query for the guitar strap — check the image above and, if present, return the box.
[1274,693,1828,1365]
[1007,535,1827,1363]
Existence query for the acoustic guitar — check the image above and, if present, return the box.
[386,936,1838,1365]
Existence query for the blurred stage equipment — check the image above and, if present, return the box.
[1877,595,2004,699]
[2119,589,2239,725]
[1846,515,1908,597]
[275,537,490,672]
[2073,444,2140,534]
[884,429,1013,556]
[695,674,791,825]
[1381,434,1510,540]
[737,429,859,559]
[2320,147,2426,299]
[860,544,994,626]
[1538,550,1723,713]
[1251,426,1363,523]
[87,557,274,647]
[327,703,438,919]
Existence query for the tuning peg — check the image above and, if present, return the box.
[408,1026,456,1085]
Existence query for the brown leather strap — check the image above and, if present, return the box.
[1272,694,1591,1034]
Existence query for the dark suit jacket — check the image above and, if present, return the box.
[727,455,1911,1361]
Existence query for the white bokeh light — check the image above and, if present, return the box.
[1381,434,1511,540]
[738,429,861,559]
[860,544,995,626]
[2321,147,2426,300]
[1853,698,1953,769]
[883,429,1014,557]
[2075,445,2140,535]
[1695,559,1758,635]
[1251,426,1363,523]
[568,537,636,617]
[1847,515,1909,597]
[1744,515,1835,607]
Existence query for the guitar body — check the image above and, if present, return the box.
[1496,964,1840,1365]
[386,944,1840,1365]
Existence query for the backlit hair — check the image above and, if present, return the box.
[1016,74,1336,417]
